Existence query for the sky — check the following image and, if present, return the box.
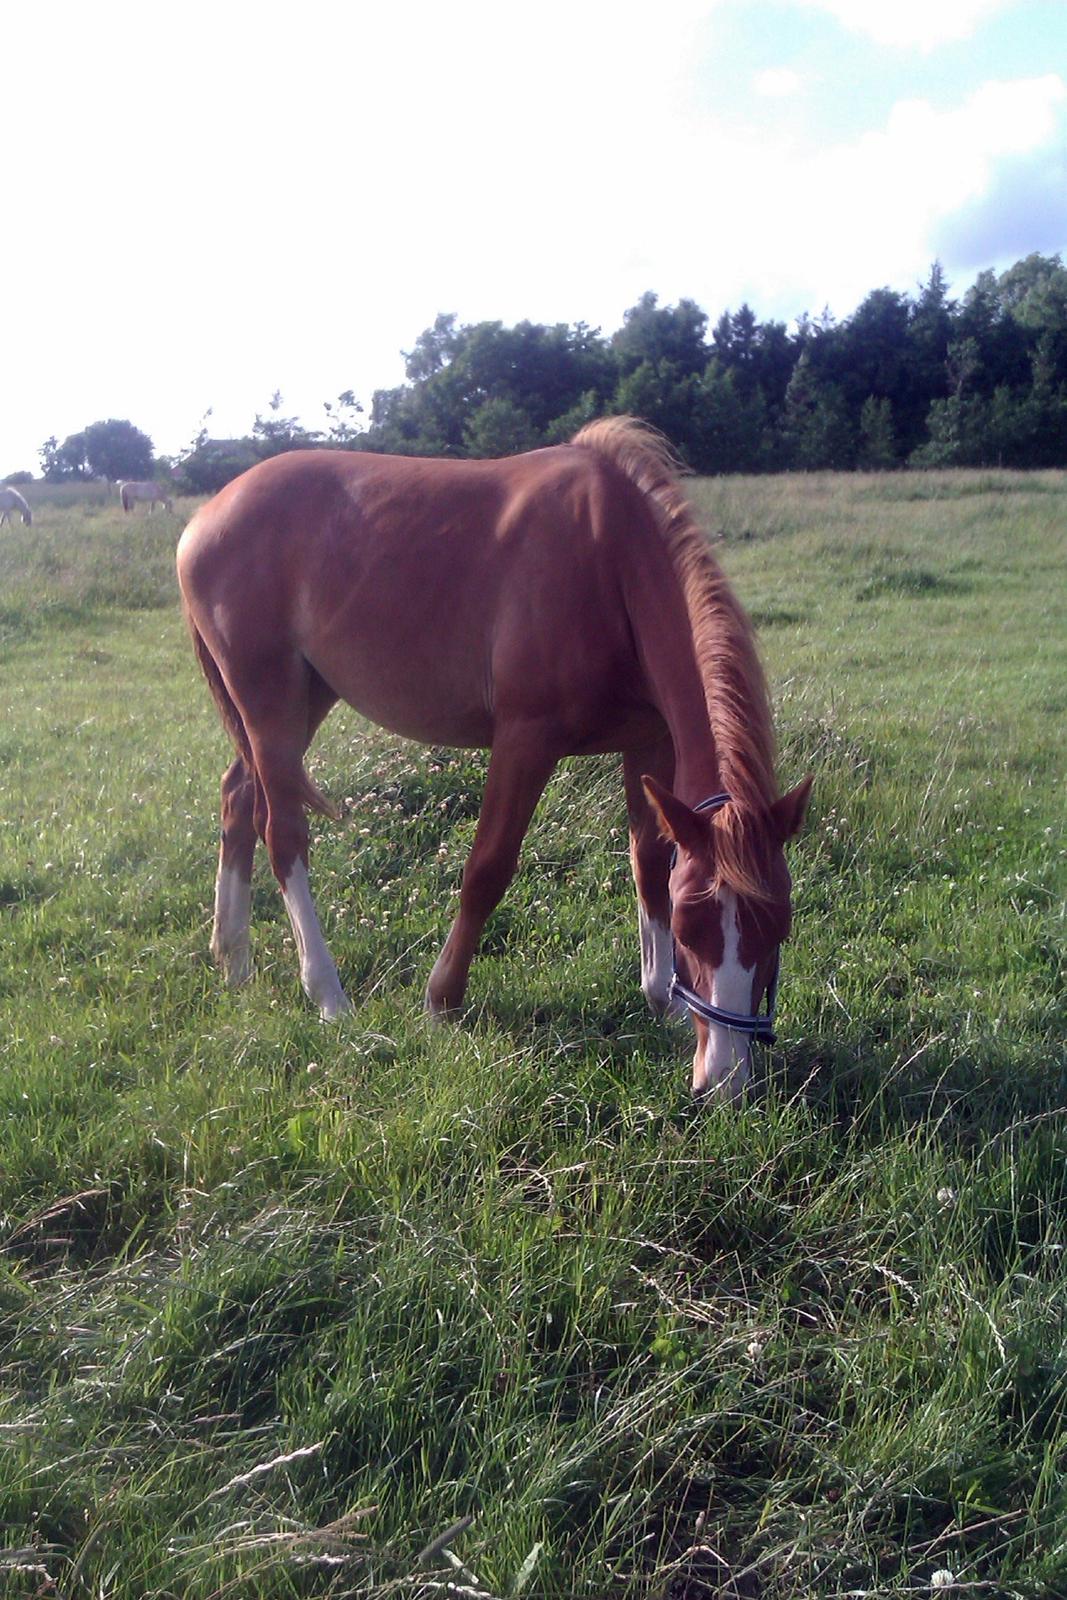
[3,0,1065,476]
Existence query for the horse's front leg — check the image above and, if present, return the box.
[426,730,558,1017]
[623,738,682,1016]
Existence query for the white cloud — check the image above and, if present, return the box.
[797,0,1015,50]
[753,68,804,97]
[675,73,1067,320]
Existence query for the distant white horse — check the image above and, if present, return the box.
[119,480,173,513]
[0,486,32,525]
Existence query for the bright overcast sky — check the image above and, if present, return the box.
[3,0,1065,476]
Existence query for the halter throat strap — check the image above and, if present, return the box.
[667,792,779,1045]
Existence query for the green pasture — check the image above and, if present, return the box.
[0,472,1064,1598]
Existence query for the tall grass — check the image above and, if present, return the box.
[0,472,1064,1598]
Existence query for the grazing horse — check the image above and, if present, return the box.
[0,486,32,525]
[119,479,173,513]
[177,419,811,1099]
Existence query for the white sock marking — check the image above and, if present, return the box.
[638,903,679,1015]
[281,860,350,1019]
[211,862,252,985]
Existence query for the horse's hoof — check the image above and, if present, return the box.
[424,986,461,1023]
[214,946,252,987]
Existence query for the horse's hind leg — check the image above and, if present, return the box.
[426,729,558,1016]
[268,789,349,1020]
[243,666,348,1019]
[210,666,335,987]
[211,757,260,985]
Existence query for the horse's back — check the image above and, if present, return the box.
[179,445,627,611]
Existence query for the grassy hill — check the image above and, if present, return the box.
[0,472,1064,1598]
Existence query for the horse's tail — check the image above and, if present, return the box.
[181,599,338,821]
[183,603,253,767]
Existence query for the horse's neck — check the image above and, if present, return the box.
[623,549,723,803]
[625,532,775,811]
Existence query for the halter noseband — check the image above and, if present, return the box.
[668,792,779,1045]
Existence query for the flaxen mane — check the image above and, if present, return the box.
[572,417,779,900]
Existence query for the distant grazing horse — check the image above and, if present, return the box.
[177,419,811,1099]
[0,486,31,525]
[119,480,173,513]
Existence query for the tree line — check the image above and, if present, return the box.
[24,251,1067,491]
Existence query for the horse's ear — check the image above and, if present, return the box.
[770,775,813,843]
[642,775,709,855]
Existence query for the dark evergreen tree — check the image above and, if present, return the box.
[154,249,1067,484]
[858,395,897,469]
[783,352,855,469]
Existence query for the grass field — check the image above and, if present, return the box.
[0,470,1064,1599]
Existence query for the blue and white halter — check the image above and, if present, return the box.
[668,792,780,1045]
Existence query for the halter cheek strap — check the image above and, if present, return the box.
[667,792,780,1046]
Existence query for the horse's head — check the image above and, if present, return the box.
[643,774,812,1101]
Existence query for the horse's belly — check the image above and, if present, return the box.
[306,642,494,749]
[343,690,493,749]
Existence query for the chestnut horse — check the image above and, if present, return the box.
[177,420,810,1098]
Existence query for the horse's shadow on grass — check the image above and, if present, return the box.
[454,970,1064,1157]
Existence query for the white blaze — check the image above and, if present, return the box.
[697,889,755,1098]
